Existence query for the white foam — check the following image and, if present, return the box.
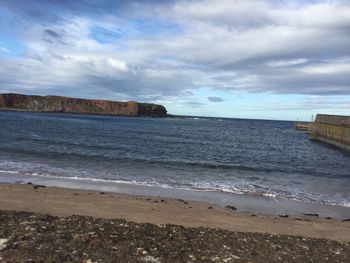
[26,173,173,189]
[262,193,277,198]
[0,170,20,174]
[2,169,349,208]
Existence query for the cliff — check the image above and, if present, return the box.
[0,93,167,117]
[310,114,350,152]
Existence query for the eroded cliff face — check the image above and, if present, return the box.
[0,93,167,117]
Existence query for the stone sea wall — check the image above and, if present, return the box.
[0,93,167,117]
[310,114,350,151]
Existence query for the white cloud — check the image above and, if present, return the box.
[268,96,350,111]
[267,59,308,67]
[302,62,350,74]
[0,46,10,53]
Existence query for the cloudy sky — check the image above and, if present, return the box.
[0,0,349,120]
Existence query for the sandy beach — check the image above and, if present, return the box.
[0,183,349,242]
[1,183,350,262]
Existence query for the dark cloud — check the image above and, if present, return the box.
[42,29,66,44]
[0,0,64,23]
[43,29,62,39]
[208,96,224,102]
[0,0,175,23]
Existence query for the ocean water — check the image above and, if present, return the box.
[0,111,350,207]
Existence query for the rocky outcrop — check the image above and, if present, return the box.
[0,93,167,117]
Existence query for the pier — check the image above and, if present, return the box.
[309,114,350,152]
[295,122,311,132]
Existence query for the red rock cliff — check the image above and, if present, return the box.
[0,93,167,117]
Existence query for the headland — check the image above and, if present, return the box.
[0,93,168,117]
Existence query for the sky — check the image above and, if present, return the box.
[0,0,349,120]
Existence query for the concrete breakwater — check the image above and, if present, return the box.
[310,114,350,151]
[295,121,311,131]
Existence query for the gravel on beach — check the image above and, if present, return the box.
[0,210,349,263]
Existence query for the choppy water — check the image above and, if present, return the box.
[0,111,349,207]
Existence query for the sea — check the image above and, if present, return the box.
[0,111,350,208]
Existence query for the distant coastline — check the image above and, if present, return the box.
[0,107,172,118]
[0,93,168,117]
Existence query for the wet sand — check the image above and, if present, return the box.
[0,183,349,242]
[1,171,350,219]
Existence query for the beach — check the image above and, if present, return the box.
[1,183,349,241]
[0,183,350,262]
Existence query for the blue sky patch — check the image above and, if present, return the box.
[90,26,123,44]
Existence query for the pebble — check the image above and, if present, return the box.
[141,255,161,263]
[225,205,237,211]
[1,210,349,262]
[0,238,9,251]
[211,255,219,261]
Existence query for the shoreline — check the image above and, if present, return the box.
[1,171,349,220]
[1,183,350,242]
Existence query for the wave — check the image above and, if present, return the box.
[1,147,348,179]
[1,171,173,189]
[0,150,290,176]
[2,170,349,208]
[0,170,20,174]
